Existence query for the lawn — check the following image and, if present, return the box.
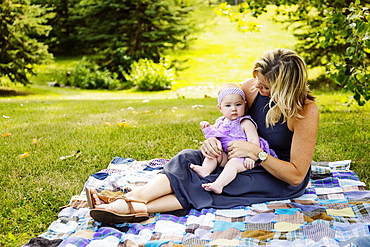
[0,5,369,247]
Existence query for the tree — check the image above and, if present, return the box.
[30,0,83,55]
[0,0,53,86]
[215,0,370,105]
[72,0,197,77]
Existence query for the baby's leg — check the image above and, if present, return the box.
[202,158,246,194]
[190,152,227,177]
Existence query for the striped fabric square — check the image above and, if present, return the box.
[245,222,275,231]
[322,203,351,210]
[211,227,242,240]
[276,212,304,224]
[302,223,336,242]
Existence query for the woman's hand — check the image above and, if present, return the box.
[201,137,222,159]
[227,140,260,160]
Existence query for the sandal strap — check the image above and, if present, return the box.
[113,196,146,215]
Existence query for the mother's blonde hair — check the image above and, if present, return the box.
[252,49,315,127]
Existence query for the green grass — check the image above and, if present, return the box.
[0,5,369,247]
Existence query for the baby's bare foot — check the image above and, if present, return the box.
[190,164,210,177]
[202,183,223,194]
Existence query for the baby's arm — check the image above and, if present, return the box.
[200,121,211,129]
[240,119,260,147]
[240,119,260,169]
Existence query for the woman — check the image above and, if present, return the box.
[88,48,319,224]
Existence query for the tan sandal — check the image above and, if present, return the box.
[86,188,149,224]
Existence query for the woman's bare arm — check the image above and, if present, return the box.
[228,102,319,186]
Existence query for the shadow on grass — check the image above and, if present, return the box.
[0,88,33,97]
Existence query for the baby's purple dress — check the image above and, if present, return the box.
[202,116,277,158]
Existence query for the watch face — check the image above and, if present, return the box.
[259,151,268,161]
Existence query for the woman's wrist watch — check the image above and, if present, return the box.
[255,150,268,164]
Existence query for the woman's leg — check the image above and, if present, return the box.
[92,173,183,214]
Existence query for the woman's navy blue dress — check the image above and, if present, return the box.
[163,93,311,209]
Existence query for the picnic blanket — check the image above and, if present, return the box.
[23,158,370,247]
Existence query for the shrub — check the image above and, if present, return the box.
[124,58,175,91]
[66,58,126,90]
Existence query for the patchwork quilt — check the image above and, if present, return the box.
[23,158,370,247]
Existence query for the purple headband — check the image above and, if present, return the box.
[218,87,246,105]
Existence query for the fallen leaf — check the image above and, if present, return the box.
[117,121,129,127]
[19,152,29,158]
[2,115,10,119]
[132,111,138,114]
[103,122,112,126]
[2,133,12,137]
[32,139,38,145]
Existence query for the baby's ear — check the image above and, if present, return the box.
[217,105,222,111]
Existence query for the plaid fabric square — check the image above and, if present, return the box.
[185,223,200,234]
[332,171,360,181]
[66,199,89,209]
[318,193,346,200]
[239,237,267,246]
[311,177,340,188]
[301,208,327,217]
[342,186,366,192]
[267,203,292,210]
[303,187,317,194]
[274,228,303,241]
[334,224,370,242]
[332,216,369,224]
[150,232,162,241]
[215,215,245,222]
[311,165,331,174]
[351,203,370,217]
[147,158,169,169]
[109,157,135,165]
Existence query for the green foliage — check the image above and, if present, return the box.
[66,58,125,89]
[213,1,370,106]
[125,58,175,91]
[319,1,370,106]
[0,0,53,86]
[213,2,261,32]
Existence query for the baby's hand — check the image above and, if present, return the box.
[200,121,211,129]
[243,157,256,170]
